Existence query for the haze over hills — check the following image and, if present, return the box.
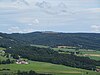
[0,31,100,50]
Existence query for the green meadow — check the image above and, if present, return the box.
[0,61,100,75]
[0,46,100,75]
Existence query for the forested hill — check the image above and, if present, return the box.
[0,32,100,50]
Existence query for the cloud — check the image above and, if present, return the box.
[35,1,74,15]
[28,19,39,25]
[8,26,35,33]
[8,26,23,33]
[18,17,39,25]
[0,0,29,9]
[91,25,100,32]
[0,0,29,5]
[0,0,100,33]
[36,1,51,9]
[87,8,100,13]
[17,0,29,6]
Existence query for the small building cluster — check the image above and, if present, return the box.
[58,46,76,49]
[58,46,67,48]
[16,60,28,64]
[96,68,100,72]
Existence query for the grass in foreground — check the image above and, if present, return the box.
[0,61,100,75]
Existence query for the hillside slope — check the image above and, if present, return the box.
[0,32,100,50]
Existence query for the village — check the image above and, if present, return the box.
[0,49,29,65]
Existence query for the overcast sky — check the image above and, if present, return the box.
[0,0,100,33]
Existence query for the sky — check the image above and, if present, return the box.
[0,0,100,33]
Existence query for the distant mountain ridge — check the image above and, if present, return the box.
[0,32,100,50]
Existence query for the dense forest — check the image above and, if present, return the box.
[5,46,100,70]
[0,32,100,50]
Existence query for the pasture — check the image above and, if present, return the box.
[0,46,100,75]
[0,61,100,75]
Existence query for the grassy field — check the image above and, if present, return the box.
[30,44,49,48]
[0,46,100,75]
[53,48,100,61]
[0,61,100,75]
[89,56,100,60]
[78,50,100,60]
[53,48,76,52]
[0,47,6,50]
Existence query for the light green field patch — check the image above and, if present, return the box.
[30,44,49,48]
[53,48,75,52]
[89,56,100,60]
[0,61,100,75]
[0,47,6,50]
[81,51,100,55]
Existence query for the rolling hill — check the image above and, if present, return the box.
[0,32,100,50]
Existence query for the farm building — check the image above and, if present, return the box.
[58,46,67,48]
[96,68,100,72]
[16,60,28,64]
[58,46,76,49]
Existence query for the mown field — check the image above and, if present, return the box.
[0,61,100,75]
